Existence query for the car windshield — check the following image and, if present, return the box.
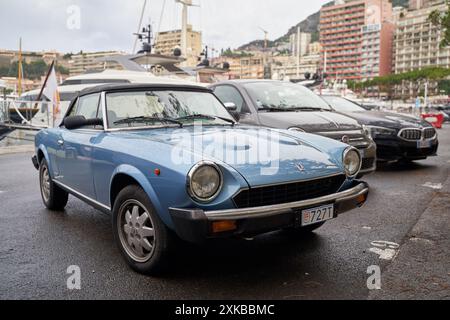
[322,96,366,112]
[243,82,332,111]
[106,90,234,129]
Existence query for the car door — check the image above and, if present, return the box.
[212,84,257,125]
[57,93,103,199]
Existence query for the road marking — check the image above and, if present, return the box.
[368,240,400,261]
[422,182,443,190]
[362,226,372,230]
[409,237,434,245]
[0,190,4,194]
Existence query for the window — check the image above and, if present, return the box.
[105,90,234,129]
[243,82,332,111]
[213,85,249,113]
[66,93,103,129]
[76,93,101,119]
[322,96,365,112]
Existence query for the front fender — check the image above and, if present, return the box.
[36,144,52,171]
[110,164,172,228]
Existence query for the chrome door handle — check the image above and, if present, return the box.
[57,140,64,146]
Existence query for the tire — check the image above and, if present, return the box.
[112,185,175,275]
[39,158,69,211]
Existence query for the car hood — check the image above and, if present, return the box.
[342,111,432,129]
[116,126,344,187]
[258,111,362,133]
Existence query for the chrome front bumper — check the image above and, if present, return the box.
[169,181,369,243]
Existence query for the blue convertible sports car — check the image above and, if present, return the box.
[32,82,369,274]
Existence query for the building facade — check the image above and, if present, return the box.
[69,51,124,76]
[271,54,321,81]
[320,0,394,81]
[289,32,312,57]
[393,0,450,74]
[154,25,202,67]
[212,53,265,79]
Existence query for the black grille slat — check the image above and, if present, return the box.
[400,129,422,141]
[424,128,436,139]
[233,175,346,209]
[361,157,375,170]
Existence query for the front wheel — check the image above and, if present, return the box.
[112,185,175,275]
[39,159,68,211]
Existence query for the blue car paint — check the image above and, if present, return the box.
[35,124,354,231]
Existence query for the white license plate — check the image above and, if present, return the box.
[417,140,431,149]
[301,204,335,227]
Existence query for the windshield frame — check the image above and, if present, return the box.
[102,88,236,131]
[242,81,333,112]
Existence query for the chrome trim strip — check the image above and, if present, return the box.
[171,182,369,221]
[53,180,111,211]
[101,91,108,130]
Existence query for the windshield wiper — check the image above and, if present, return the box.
[113,116,183,127]
[176,114,236,126]
[260,106,325,112]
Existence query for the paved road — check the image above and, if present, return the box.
[0,125,449,300]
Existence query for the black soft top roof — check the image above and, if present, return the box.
[78,83,211,97]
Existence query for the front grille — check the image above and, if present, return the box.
[361,157,375,170]
[233,174,346,209]
[400,128,436,141]
[400,129,422,141]
[424,128,436,139]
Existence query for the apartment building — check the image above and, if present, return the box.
[154,25,202,67]
[393,0,450,74]
[212,53,265,79]
[308,42,322,55]
[69,51,124,76]
[320,0,394,81]
[271,54,321,81]
[289,32,312,57]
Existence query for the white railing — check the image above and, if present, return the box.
[0,98,68,129]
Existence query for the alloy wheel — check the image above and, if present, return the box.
[117,199,156,263]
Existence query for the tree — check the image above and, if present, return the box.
[428,1,450,48]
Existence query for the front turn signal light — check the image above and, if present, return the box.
[211,220,237,234]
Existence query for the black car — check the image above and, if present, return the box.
[321,95,439,162]
[210,80,377,176]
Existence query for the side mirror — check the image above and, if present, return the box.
[64,115,103,130]
[224,102,237,111]
[223,102,240,122]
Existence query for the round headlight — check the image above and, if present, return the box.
[343,148,362,177]
[187,161,223,202]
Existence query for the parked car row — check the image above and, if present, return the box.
[210,80,438,165]
[32,79,438,275]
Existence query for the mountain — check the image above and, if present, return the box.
[237,0,409,51]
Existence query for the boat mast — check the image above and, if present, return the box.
[18,38,23,97]
[176,0,194,66]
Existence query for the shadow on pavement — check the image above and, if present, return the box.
[376,161,434,172]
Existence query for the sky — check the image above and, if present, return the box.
[0,0,329,54]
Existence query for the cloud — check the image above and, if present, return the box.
[0,0,329,53]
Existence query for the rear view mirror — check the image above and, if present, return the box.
[64,115,103,130]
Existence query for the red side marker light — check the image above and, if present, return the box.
[154,169,161,176]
